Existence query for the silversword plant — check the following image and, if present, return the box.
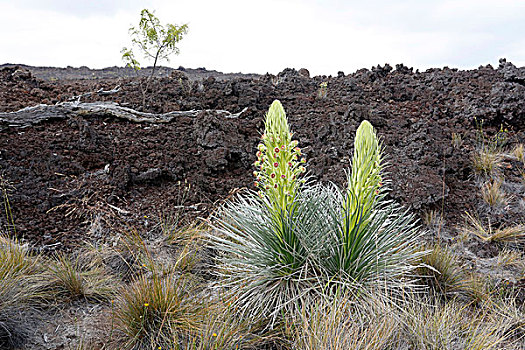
[211,100,423,326]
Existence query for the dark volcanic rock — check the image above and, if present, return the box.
[1,61,525,251]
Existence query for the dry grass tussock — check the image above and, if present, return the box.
[47,253,116,302]
[113,272,201,349]
[292,288,524,350]
[415,244,485,301]
[481,180,507,208]
[0,236,49,349]
[1,227,524,349]
[512,143,525,163]
[472,149,504,178]
[82,220,205,283]
[496,249,525,270]
[422,210,444,232]
[292,291,399,350]
[112,267,265,350]
[461,212,525,247]
[400,296,513,350]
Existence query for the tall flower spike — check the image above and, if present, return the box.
[265,100,291,147]
[347,120,383,217]
[255,100,306,212]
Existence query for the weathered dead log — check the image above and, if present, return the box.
[0,102,247,130]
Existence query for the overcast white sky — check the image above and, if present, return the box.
[0,0,524,76]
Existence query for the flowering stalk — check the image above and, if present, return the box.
[348,120,383,212]
[253,100,306,213]
[341,120,383,257]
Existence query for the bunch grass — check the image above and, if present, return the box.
[512,143,524,163]
[48,253,116,302]
[481,180,507,208]
[0,236,48,349]
[416,244,481,301]
[400,297,507,350]
[292,291,399,350]
[114,272,202,350]
[461,212,525,246]
[472,149,504,178]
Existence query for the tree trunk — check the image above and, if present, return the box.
[0,102,247,130]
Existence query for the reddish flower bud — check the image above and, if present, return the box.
[280,145,285,150]
[281,175,286,179]
[271,173,276,178]
[274,184,278,188]
[274,147,279,153]
[273,162,278,167]
[288,162,292,167]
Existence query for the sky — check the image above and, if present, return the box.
[0,0,524,76]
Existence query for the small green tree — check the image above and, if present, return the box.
[121,9,188,107]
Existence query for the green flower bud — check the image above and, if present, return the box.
[346,120,383,226]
